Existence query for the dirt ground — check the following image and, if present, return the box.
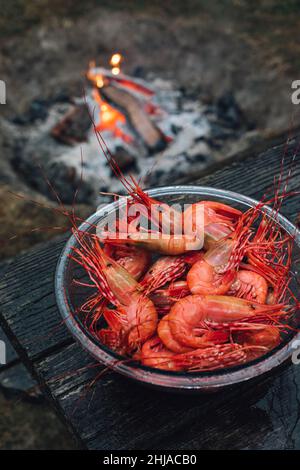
[0,393,75,449]
[1,1,300,259]
[1,1,300,129]
[1,0,300,450]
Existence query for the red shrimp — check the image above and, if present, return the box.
[104,243,151,280]
[184,201,241,248]
[167,294,285,350]
[140,338,246,372]
[141,251,203,292]
[187,239,236,295]
[150,280,190,316]
[228,267,269,304]
[71,232,158,352]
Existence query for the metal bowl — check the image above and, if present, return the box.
[55,186,300,392]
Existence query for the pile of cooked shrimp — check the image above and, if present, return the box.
[71,192,297,373]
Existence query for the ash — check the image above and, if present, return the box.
[10,76,253,205]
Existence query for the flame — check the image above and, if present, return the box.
[110,53,122,67]
[86,66,105,89]
[92,89,132,143]
[86,52,136,143]
[111,67,120,76]
[110,53,122,76]
[87,52,123,87]
[96,76,104,88]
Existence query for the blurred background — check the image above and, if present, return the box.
[0,0,300,449]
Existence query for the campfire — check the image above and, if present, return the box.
[85,53,167,152]
[11,53,252,204]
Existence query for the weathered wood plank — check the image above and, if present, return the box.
[35,343,300,450]
[0,327,18,367]
[192,141,300,223]
[0,260,20,369]
[0,236,73,361]
[0,259,39,396]
[160,365,300,450]
[0,137,299,450]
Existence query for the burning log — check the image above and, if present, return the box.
[99,84,167,153]
[87,56,167,153]
[113,147,136,173]
[51,104,91,146]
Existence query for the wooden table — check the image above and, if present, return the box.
[1,138,300,450]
